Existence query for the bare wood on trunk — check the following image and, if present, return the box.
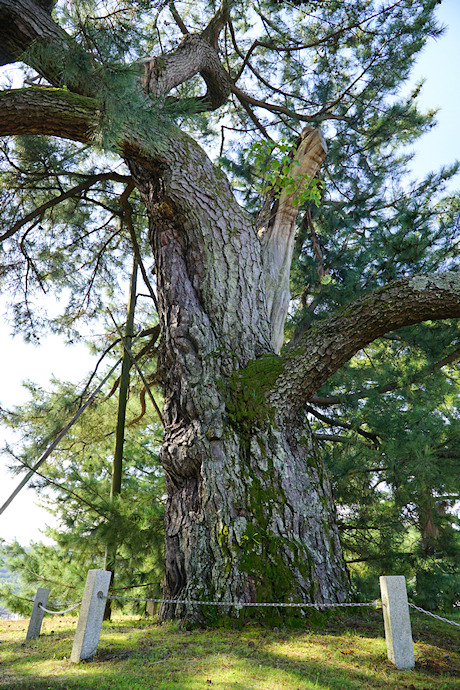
[258,127,327,352]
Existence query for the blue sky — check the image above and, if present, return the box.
[1,0,459,545]
[408,0,460,178]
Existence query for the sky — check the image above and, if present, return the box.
[1,0,460,546]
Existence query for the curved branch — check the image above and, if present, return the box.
[231,84,318,124]
[268,272,460,419]
[143,33,231,111]
[201,0,234,48]
[231,85,371,133]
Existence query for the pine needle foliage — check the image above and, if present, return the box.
[0,370,165,615]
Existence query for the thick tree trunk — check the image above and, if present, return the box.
[158,413,349,620]
[128,133,349,620]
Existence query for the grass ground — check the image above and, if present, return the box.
[0,609,459,689]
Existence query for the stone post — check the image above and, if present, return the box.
[379,575,415,670]
[26,587,50,640]
[70,569,111,663]
[146,600,158,617]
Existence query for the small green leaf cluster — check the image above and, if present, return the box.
[246,139,323,208]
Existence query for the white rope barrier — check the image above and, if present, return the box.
[107,594,381,609]
[31,592,460,628]
[38,601,82,615]
[408,603,460,628]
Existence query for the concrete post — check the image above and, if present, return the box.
[70,569,111,663]
[26,587,50,640]
[379,575,415,670]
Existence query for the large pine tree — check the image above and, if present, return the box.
[1,0,459,620]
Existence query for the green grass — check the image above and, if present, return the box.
[0,609,459,689]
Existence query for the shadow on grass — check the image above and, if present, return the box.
[1,612,459,690]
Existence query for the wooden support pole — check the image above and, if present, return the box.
[103,256,138,620]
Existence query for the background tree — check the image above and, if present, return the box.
[281,75,460,610]
[0,364,165,616]
[310,329,460,610]
[0,0,459,620]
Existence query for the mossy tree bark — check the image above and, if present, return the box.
[127,136,351,617]
[1,0,460,621]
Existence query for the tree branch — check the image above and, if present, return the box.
[0,0,231,113]
[143,33,231,110]
[306,405,380,445]
[304,207,327,279]
[0,87,99,142]
[235,93,273,139]
[201,0,234,49]
[0,171,130,243]
[108,311,164,427]
[168,1,189,35]
[0,0,94,95]
[268,272,460,419]
[231,84,318,124]
[0,86,165,168]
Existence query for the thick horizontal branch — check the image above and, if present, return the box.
[268,272,460,419]
[0,87,166,168]
[0,87,99,141]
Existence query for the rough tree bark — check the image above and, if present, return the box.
[127,131,350,617]
[1,0,459,620]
